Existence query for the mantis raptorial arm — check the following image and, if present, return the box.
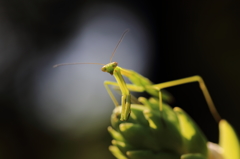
[104,81,145,106]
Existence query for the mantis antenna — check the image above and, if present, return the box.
[53,29,129,68]
[109,29,129,62]
[53,63,104,68]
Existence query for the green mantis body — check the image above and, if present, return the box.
[101,61,221,123]
[101,61,155,121]
[53,29,221,122]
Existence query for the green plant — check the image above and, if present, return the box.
[108,97,239,159]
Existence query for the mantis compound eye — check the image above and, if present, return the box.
[101,66,107,72]
[111,62,118,68]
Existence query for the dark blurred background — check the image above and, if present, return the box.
[1,0,240,159]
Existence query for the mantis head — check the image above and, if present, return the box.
[101,62,118,75]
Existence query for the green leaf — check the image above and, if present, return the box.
[219,120,240,159]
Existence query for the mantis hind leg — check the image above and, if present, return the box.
[151,75,221,123]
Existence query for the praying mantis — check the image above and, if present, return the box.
[54,29,221,123]
[54,30,239,159]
